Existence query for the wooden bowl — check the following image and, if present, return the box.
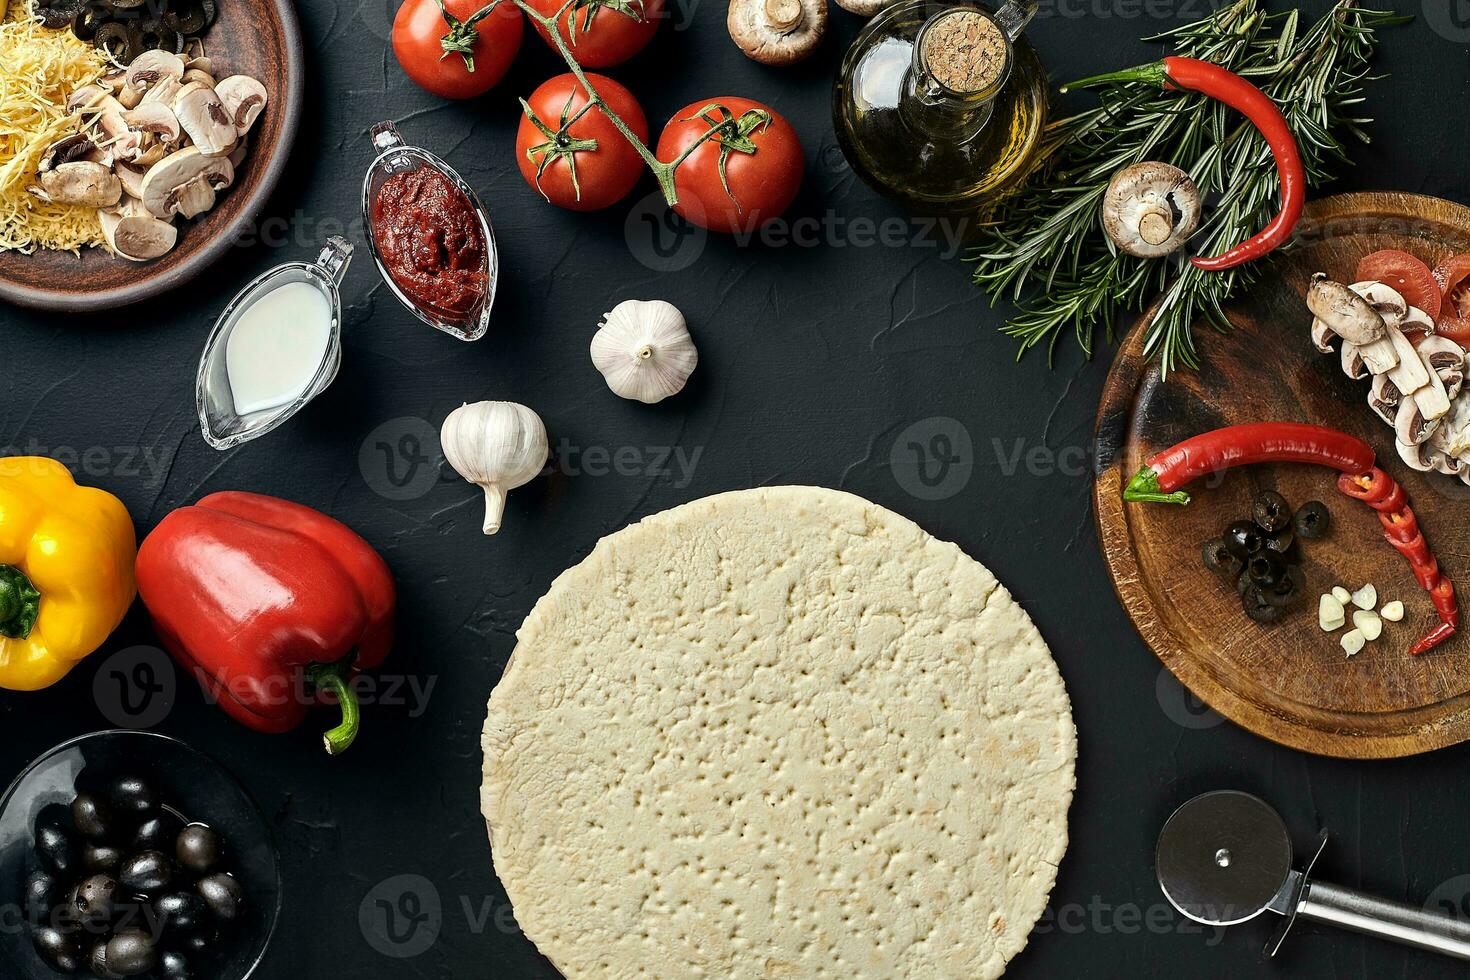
[0,0,305,313]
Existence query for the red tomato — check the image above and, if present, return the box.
[1354,249,1441,320]
[393,0,524,100]
[1433,253,1470,345]
[516,73,648,212]
[524,0,663,68]
[655,97,803,235]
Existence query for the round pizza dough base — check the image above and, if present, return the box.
[483,487,1076,979]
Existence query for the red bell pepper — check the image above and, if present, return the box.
[136,492,395,755]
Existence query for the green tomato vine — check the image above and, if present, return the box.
[434,0,766,206]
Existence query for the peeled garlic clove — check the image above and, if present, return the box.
[591,299,698,404]
[1331,586,1352,605]
[1341,628,1366,657]
[1319,594,1346,631]
[1381,600,1405,622]
[1352,609,1383,642]
[1351,583,1377,610]
[440,401,549,535]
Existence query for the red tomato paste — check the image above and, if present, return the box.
[371,166,487,316]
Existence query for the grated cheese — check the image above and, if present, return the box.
[0,0,108,254]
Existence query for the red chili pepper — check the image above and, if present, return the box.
[1433,578,1459,627]
[1412,623,1456,656]
[1123,423,1375,505]
[1367,482,1407,514]
[1388,531,1431,569]
[1063,56,1305,271]
[1412,557,1441,593]
[1378,508,1420,543]
[1337,468,1394,505]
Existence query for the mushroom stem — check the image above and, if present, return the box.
[765,0,804,32]
[1137,208,1174,247]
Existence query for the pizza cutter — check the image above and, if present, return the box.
[1156,790,1470,961]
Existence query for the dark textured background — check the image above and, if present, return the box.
[4,0,1470,976]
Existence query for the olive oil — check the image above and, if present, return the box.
[833,0,1048,213]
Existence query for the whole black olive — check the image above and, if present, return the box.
[89,939,124,980]
[72,793,115,840]
[23,867,55,923]
[1294,500,1332,540]
[33,924,83,972]
[196,872,244,926]
[175,825,222,875]
[176,929,214,954]
[1222,520,1263,559]
[73,874,118,926]
[132,811,185,853]
[35,818,77,877]
[153,891,208,937]
[1201,537,1243,578]
[1242,586,1285,624]
[158,949,192,980]
[105,931,158,977]
[1252,490,1292,533]
[83,841,124,874]
[1263,526,1296,562]
[119,850,175,894]
[1246,554,1285,591]
[108,776,158,821]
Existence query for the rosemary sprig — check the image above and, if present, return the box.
[966,0,1406,374]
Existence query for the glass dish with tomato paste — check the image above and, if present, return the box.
[361,122,498,340]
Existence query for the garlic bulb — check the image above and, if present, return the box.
[591,299,698,404]
[440,401,548,535]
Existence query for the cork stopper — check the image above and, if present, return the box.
[920,10,1007,94]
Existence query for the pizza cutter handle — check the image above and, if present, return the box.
[1299,880,1470,961]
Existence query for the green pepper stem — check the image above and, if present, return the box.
[1122,466,1191,506]
[307,661,361,756]
[1060,61,1167,94]
[0,564,40,640]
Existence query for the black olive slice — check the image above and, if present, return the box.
[94,21,131,60]
[166,0,208,34]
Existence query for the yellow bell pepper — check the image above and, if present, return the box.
[0,457,136,690]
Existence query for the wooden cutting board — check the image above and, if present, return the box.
[1095,191,1470,759]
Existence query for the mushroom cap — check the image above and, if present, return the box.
[214,75,268,137]
[141,146,235,219]
[1101,161,1201,259]
[834,0,897,15]
[728,0,826,66]
[100,209,179,262]
[33,162,122,208]
[125,50,186,94]
[122,102,182,144]
[175,86,239,157]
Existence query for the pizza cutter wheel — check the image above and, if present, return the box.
[1155,790,1470,961]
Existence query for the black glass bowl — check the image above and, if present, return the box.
[0,731,281,978]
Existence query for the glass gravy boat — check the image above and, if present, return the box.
[361,121,498,342]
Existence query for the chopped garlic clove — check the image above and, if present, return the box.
[1319,594,1346,631]
[1351,584,1377,610]
[1332,586,1352,605]
[1341,629,1366,657]
[1381,600,1405,622]
[1353,609,1383,642]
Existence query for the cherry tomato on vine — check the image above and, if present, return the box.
[655,97,803,235]
[516,73,648,211]
[1355,249,1441,320]
[523,0,664,68]
[1433,253,1470,345]
[393,0,524,100]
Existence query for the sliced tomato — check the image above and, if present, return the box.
[1433,253,1470,345]
[1355,249,1441,320]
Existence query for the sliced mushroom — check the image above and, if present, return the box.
[99,208,179,262]
[728,0,825,66]
[184,55,215,76]
[175,85,238,156]
[65,85,107,114]
[1397,433,1441,472]
[90,102,144,163]
[1309,275,1387,345]
[141,146,235,220]
[1416,335,1467,402]
[115,160,148,200]
[1402,305,1436,337]
[125,50,186,95]
[40,134,99,170]
[1341,343,1368,380]
[1368,373,1401,426]
[30,161,122,207]
[227,138,248,170]
[1349,280,1408,327]
[1102,162,1202,259]
[1383,322,1432,401]
[141,76,185,109]
[1311,317,1338,354]
[214,75,268,137]
[182,68,217,89]
[122,103,182,144]
[1394,394,1442,448]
